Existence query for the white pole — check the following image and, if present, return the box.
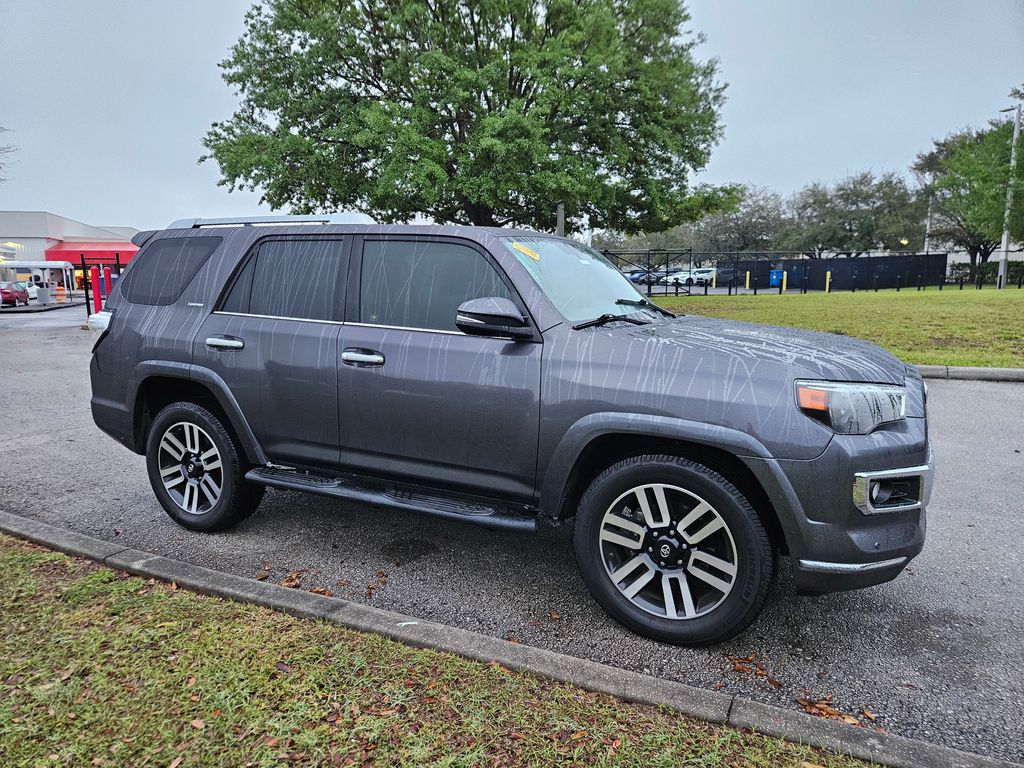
[556,203,565,237]
[997,104,1021,288]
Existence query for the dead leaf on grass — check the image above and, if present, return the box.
[190,718,205,730]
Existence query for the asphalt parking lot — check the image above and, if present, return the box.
[1,313,1021,763]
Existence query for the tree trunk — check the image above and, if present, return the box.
[967,250,979,282]
[466,203,497,227]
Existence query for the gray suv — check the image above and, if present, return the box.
[90,216,932,646]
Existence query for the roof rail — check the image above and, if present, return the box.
[166,213,376,229]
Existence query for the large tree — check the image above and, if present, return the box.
[203,0,734,233]
[773,172,925,257]
[913,121,1024,280]
[692,184,786,252]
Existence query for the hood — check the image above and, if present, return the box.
[615,315,907,386]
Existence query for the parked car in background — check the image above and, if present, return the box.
[90,216,931,647]
[0,281,30,307]
[626,269,671,286]
[14,281,38,300]
[661,270,694,286]
[711,267,744,286]
[692,268,717,286]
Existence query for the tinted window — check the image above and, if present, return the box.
[120,236,221,305]
[219,254,256,314]
[244,239,345,321]
[360,240,511,331]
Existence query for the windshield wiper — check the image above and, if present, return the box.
[615,297,676,318]
[572,313,651,330]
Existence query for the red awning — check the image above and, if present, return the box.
[45,241,138,266]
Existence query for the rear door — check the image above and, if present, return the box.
[336,236,542,501]
[194,236,348,468]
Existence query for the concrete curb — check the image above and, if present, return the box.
[0,302,85,314]
[916,365,1024,382]
[0,511,1017,768]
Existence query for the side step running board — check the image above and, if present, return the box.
[245,467,537,533]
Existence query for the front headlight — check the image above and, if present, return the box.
[795,380,906,435]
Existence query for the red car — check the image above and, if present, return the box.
[0,281,30,307]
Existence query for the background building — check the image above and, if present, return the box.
[0,210,139,288]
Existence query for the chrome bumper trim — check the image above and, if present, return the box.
[852,451,933,515]
[798,557,908,573]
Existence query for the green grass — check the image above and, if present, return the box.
[654,288,1024,368]
[0,534,872,768]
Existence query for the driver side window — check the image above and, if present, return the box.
[359,240,512,332]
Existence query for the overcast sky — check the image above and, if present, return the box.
[1,0,1021,231]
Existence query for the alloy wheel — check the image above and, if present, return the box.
[157,422,223,515]
[598,483,738,620]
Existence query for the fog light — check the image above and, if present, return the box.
[870,480,893,505]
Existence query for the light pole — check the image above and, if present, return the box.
[997,103,1021,288]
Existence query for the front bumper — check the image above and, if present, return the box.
[743,416,932,593]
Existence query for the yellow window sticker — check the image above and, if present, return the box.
[512,242,541,261]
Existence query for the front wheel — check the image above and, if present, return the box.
[146,401,264,532]
[573,454,776,646]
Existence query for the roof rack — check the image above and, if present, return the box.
[166,213,376,229]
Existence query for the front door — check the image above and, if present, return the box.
[194,236,348,468]
[337,236,541,501]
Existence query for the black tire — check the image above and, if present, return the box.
[573,454,775,646]
[685,277,694,286]
[145,401,264,532]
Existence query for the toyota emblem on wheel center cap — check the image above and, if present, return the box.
[659,543,672,559]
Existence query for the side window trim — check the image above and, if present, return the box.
[352,235,535,335]
[214,241,259,314]
[213,235,350,323]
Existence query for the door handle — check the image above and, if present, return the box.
[206,335,244,350]
[341,349,385,366]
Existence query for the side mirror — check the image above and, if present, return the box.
[456,297,532,340]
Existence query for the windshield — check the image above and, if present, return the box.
[501,237,653,324]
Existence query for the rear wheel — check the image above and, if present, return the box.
[146,401,264,531]
[573,454,775,646]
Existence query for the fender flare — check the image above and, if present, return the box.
[128,361,268,466]
[539,412,807,552]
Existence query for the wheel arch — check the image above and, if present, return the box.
[129,364,267,466]
[540,415,793,555]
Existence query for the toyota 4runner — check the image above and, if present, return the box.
[90,215,932,645]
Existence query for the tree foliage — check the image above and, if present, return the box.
[597,174,926,258]
[913,121,1024,278]
[202,0,735,233]
[691,185,786,252]
[593,183,782,254]
[773,172,926,257]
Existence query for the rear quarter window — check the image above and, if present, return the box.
[119,236,222,306]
